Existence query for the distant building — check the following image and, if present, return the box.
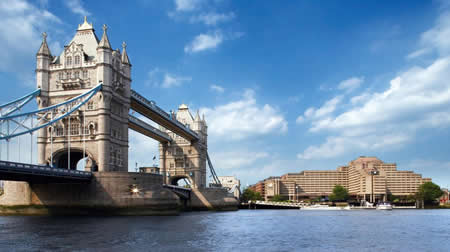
[440,188,449,205]
[261,156,431,202]
[139,166,160,174]
[218,176,241,199]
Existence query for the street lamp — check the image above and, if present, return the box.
[370,170,379,203]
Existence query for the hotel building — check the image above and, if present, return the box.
[251,156,431,202]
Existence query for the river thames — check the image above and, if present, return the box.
[0,209,449,251]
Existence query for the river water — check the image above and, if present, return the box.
[0,209,449,251]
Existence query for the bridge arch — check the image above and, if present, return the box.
[169,175,193,187]
[51,148,97,171]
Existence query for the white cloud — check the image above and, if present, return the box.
[184,30,223,53]
[337,76,364,92]
[298,57,450,159]
[65,0,90,16]
[174,0,203,12]
[200,89,288,140]
[297,96,343,125]
[211,151,268,170]
[298,9,450,160]
[162,73,192,88]
[147,68,192,88]
[210,84,225,93]
[0,0,61,84]
[190,12,235,26]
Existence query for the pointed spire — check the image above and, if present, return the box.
[98,24,112,49]
[77,16,94,31]
[37,32,51,56]
[195,110,201,121]
[121,41,131,65]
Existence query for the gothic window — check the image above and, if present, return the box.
[117,149,122,166]
[170,163,174,168]
[74,55,80,65]
[58,72,63,80]
[87,101,94,110]
[74,71,80,79]
[176,161,184,168]
[66,56,72,66]
[83,70,88,79]
[70,123,80,136]
[110,147,115,165]
[56,126,64,136]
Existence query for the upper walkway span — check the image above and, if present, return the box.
[130,90,199,142]
[128,114,171,143]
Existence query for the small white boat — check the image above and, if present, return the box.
[376,202,393,210]
[301,204,351,210]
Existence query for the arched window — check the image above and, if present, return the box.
[66,56,72,66]
[74,55,80,65]
[74,71,80,79]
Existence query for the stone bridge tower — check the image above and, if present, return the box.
[159,105,208,188]
[36,17,131,172]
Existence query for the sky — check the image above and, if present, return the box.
[1,0,450,188]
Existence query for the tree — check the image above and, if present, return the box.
[416,182,443,204]
[329,185,349,202]
[270,194,285,202]
[241,188,263,202]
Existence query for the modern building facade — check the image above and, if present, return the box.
[252,156,431,202]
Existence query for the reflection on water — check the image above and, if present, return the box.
[1,210,450,251]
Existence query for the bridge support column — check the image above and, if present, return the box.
[161,144,167,184]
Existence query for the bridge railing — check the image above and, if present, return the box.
[0,160,92,178]
[130,90,198,139]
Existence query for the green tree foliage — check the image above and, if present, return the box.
[270,194,285,202]
[416,182,443,204]
[241,188,263,202]
[329,185,349,202]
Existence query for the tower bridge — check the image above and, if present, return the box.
[0,17,237,214]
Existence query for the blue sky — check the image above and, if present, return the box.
[1,0,450,188]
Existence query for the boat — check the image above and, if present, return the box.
[301,204,351,210]
[376,202,393,210]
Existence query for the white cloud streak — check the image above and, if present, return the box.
[147,68,192,88]
[65,0,90,16]
[190,12,235,26]
[0,0,61,85]
[201,89,288,140]
[337,76,364,92]
[184,30,223,53]
[210,84,225,93]
[298,10,450,160]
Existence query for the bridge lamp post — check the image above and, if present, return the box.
[370,170,379,203]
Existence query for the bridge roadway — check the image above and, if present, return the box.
[130,89,199,142]
[0,160,192,199]
[0,160,92,183]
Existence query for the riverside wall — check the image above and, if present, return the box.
[0,172,180,215]
[0,172,239,215]
[189,187,239,211]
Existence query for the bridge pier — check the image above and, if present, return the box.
[0,172,181,215]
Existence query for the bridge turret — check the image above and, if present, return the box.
[35,17,131,172]
[36,32,51,94]
[96,24,113,87]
